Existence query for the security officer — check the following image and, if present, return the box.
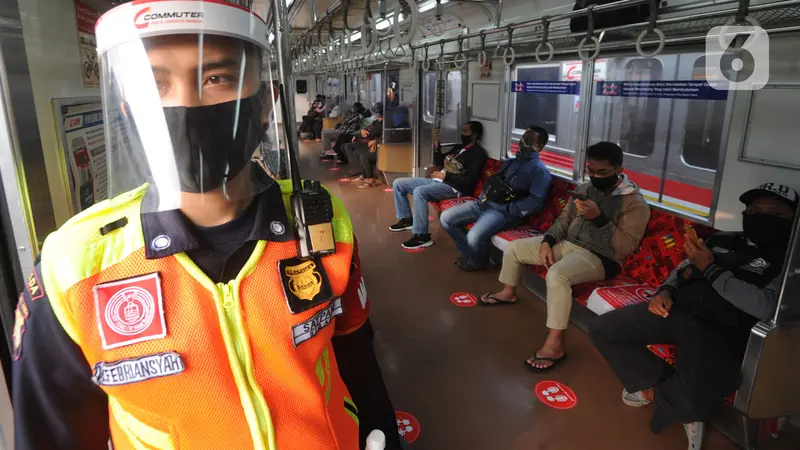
[590,182,798,449]
[12,1,401,449]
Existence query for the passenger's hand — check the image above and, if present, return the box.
[575,199,601,220]
[430,171,445,180]
[648,291,673,318]
[685,239,714,271]
[539,242,555,267]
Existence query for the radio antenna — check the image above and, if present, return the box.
[278,83,303,191]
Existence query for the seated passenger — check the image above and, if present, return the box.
[441,126,552,272]
[299,94,324,140]
[321,102,365,157]
[481,142,650,371]
[341,104,384,188]
[328,108,373,163]
[389,121,488,250]
[589,182,797,449]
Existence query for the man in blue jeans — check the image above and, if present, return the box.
[390,121,487,250]
[441,126,552,271]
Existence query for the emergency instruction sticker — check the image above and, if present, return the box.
[92,352,184,386]
[292,298,343,347]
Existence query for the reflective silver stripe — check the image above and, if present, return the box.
[292,298,343,347]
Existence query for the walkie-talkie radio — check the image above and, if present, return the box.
[277,84,337,259]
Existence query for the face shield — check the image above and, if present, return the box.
[96,0,277,213]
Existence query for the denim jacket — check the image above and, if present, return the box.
[478,150,552,218]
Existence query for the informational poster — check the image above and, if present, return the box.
[74,0,101,87]
[53,99,107,213]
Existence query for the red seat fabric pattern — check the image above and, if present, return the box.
[622,210,716,287]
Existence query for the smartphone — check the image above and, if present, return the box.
[568,190,589,201]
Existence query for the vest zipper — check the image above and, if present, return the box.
[219,282,272,449]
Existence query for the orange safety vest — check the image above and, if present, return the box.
[40,181,363,450]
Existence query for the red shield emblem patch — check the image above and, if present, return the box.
[93,273,166,350]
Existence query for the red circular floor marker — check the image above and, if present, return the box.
[395,411,420,443]
[535,381,578,410]
[384,187,393,192]
[428,215,436,221]
[403,247,425,253]
[328,167,341,171]
[449,292,478,307]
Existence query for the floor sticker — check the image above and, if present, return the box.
[384,188,393,192]
[449,292,477,308]
[395,411,420,443]
[535,381,578,410]
[403,247,425,253]
[329,167,341,171]
[428,215,436,221]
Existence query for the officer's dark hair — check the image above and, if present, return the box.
[587,141,624,167]
[353,102,364,112]
[527,125,549,147]
[466,120,484,141]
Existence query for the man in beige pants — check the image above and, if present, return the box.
[481,142,650,371]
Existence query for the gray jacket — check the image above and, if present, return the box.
[543,175,650,268]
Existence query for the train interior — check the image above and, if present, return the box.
[1,0,800,448]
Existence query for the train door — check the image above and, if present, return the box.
[417,67,466,171]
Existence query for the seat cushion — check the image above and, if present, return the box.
[622,210,716,286]
[527,178,572,231]
[584,283,656,315]
[490,227,543,252]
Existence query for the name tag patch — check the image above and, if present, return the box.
[293,298,343,347]
[92,352,185,386]
[93,273,167,350]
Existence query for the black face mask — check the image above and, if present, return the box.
[163,93,263,193]
[742,212,793,248]
[461,134,473,145]
[590,174,619,192]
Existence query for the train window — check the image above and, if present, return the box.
[369,73,383,107]
[621,59,662,157]
[512,66,559,136]
[681,57,725,170]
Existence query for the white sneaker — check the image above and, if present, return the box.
[684,422,705,450]
[622,389,651,407]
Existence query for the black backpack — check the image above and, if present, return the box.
[570,0,654,33]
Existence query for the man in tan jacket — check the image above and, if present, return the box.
[481,141,650,371]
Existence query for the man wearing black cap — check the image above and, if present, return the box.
[589,182,797,450]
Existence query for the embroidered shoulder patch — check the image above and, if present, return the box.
[92,352,185,386]
[93,273,167,350]
[293,298,344,347]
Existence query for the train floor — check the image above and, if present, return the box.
[295,141,796,450]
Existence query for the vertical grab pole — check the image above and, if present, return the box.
[272,0,300,181]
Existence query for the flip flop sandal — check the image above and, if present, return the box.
[524,353,568,373]
[357,182,375,189]
[478,293,517,306]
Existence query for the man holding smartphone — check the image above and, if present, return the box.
[590,182,797,450]
[480,142,650,372]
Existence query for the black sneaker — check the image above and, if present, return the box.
[320,154,335,161]
[402,234,432,249]
[336,159,348,165]
[389,218,413,232]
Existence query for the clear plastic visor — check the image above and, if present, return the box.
[102,33,279,213]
